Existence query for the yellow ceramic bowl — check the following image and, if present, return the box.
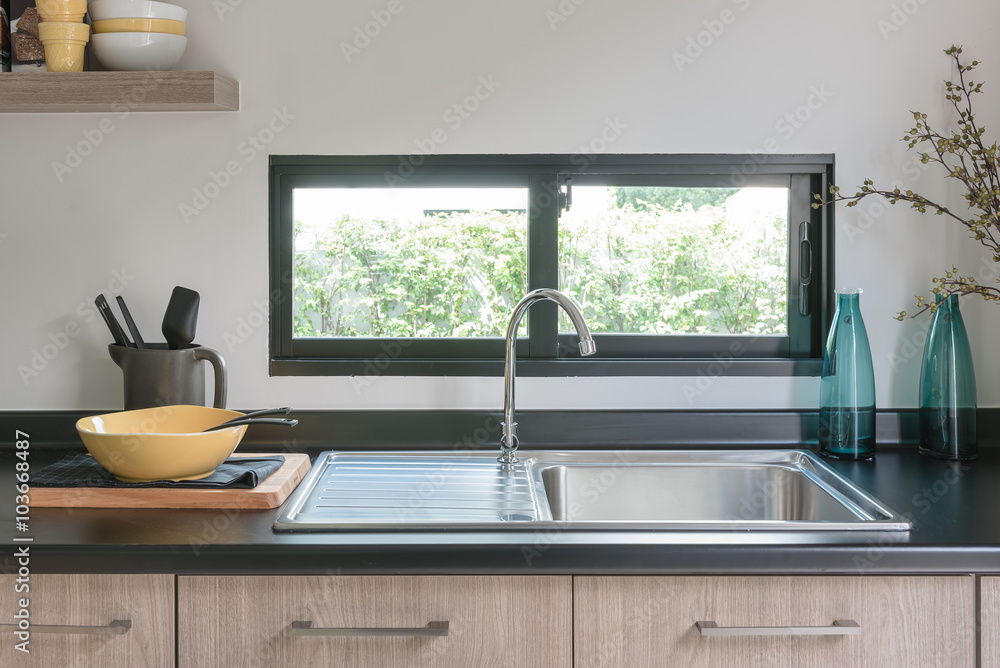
[76,405,248,482]
[92,18,185,36]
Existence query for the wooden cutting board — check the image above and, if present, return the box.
[30,453,311,509]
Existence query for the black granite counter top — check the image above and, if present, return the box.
[2,443,998,576]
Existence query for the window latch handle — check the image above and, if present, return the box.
[798,221,812,316]
[559,177,573,213]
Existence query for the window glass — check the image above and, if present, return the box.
[293,187,528,338]
[557,185,789,336]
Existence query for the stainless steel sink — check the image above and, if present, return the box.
[274,449,911,532]
[534,450,904,530]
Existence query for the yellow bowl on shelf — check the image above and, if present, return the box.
[37,0,87,22]
[38,21,90,72]
[92,18,185,36]
[76,405,248,482]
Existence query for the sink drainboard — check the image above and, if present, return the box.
[274,454,550,530]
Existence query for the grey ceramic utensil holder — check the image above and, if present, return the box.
[109,343,227,410]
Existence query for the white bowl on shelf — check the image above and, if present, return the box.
[87,0,188,22]
[90,31,187,71]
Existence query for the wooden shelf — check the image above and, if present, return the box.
[0,71,239,112]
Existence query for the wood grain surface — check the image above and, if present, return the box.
[984,576,1000,668]
[30,453,309,509]
[0,574,174,668]
[178,575,572,668]
[574,575,975,668]
[0,71,239,112]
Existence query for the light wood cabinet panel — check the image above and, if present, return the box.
[0,573,174,668]
[574,575,974,668]
[178,575,572,668]
[984,576,1000,668]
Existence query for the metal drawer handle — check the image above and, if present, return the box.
[291,621,449,637]
[696,619,860,637]
[0,620,131,636]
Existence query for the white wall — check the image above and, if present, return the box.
[2,0,998,411]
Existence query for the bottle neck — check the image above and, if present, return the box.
[939,293,959,310]
[837,293,860,309]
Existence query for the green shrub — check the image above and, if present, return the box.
[293,192,786,338]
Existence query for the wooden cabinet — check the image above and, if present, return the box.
[3,572,986,666]
[573,575,975,668]
[177,575,572,668]
[984,577,1000,668]
[0,573,174,668]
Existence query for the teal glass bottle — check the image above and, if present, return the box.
[918,293,977,460]
[818,289,876,460]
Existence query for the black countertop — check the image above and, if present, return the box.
[2,444,999,576]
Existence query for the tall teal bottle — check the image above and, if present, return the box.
[918,293,977,460]
[818,289,876,460]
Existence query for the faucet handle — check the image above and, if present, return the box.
[498,424,519,464]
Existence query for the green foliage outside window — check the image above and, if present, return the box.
[614,186,740,212]
[558,200,786,335]
[293,194,786,339]
[294,210,526,338]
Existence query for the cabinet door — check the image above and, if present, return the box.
[574,575,974,668]
[984,576,1000,668]
[0,573,174,668]
[178,575,571,668]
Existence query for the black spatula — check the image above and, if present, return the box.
[161,286,200,349]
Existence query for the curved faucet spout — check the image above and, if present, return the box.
[499,289,596,464]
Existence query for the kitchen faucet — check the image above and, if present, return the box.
[499,288,596,464]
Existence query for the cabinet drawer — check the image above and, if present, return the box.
[574,575,974,668]
[985,577,1000,668]
[178,575,571,668]
[0,573,174,668]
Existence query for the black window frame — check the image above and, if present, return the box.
[269,154,834,377]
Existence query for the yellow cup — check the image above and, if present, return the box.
[38,21,90,72]
[36,0,87,22]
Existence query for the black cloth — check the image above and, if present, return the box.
[32,452,284,489]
